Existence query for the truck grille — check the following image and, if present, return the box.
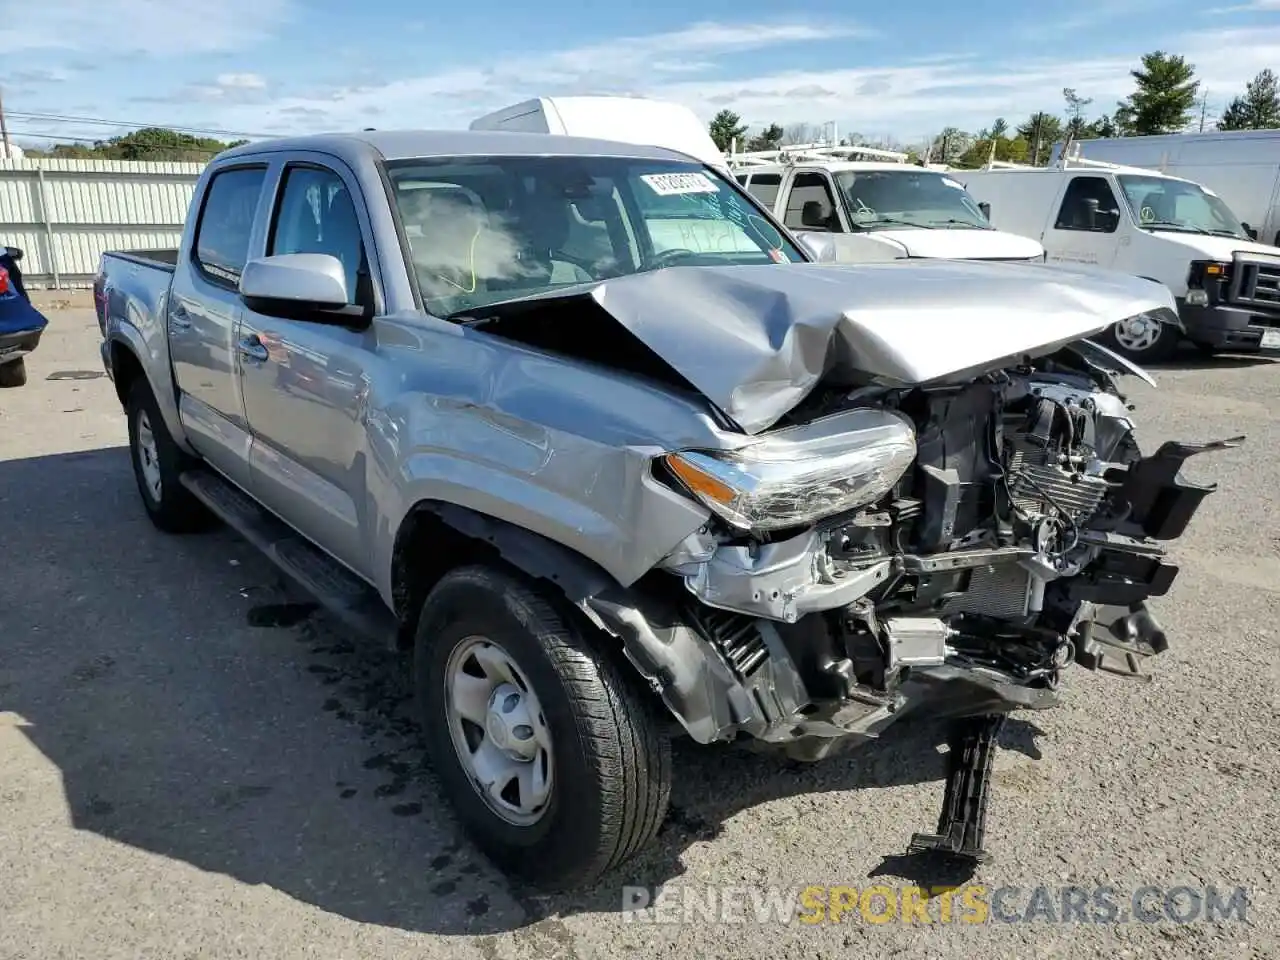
[1235,261,1280,309]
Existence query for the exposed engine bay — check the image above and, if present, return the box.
[635,342,1240,760]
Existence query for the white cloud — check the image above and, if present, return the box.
[0,0,291,55]
[216,73,268,91]
[202,21,1280,143]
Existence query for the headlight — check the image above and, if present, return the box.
[664,408,917,532]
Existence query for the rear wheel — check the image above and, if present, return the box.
[0,358,27,387]
[126,378,214,533]
[414,565,672,891]
[1097,315,1179,363]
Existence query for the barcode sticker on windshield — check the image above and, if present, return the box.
[640,172,719,196]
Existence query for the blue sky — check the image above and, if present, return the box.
[2,0,1278,150]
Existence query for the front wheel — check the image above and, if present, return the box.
[0,358,27,387]
[1097,315,1180,363]
[414,565,672,891]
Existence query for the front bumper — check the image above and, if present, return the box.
[1176,297,1280,351]
[0,326,43,365]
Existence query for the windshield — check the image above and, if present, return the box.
[1117,175,1247,238]
[385,156,803,315]
[834,170,991,229]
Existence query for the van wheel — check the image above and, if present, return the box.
[1098,315,1179,362]
[126,378,214,533]
[0,358,27,387]
[414,565,672,891]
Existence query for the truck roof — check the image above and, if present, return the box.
[217,129,695,165]
[739,161,944,175]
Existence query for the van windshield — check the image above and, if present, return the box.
[385,156,803,315]
[834,170,991,229]
[1117,174,1248,239]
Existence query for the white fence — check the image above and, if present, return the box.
[0,158,206,287]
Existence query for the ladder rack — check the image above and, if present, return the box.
[726,141,910,169]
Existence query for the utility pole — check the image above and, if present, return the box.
[0,87,11,160]
[1198,90,1209,132]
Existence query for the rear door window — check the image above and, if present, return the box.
[194,166,268,286]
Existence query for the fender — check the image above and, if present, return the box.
[105,328,197,456]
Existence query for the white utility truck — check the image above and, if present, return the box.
[960,150,1280,361]
[729,143,1046,264]
[1050,130,1280,248]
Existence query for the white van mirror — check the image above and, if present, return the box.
[795,232,838,263]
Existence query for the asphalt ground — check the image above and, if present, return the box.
[1,304,1276,959]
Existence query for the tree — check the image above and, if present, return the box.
[1218,69,1280,131]
[745,123,784,152]
[26,127,240,162]
[782,122,817,145]
[1063,88,1094,140]
[708,110,748,152]
[1114,51,1200,135]
[929,127,973,165]
[956,135,1030,168]
[1016,112,1063,164]
[1089,113,1119,139]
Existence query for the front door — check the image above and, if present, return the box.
[1041,174,1124,270]
[237,159,380,578]
[168,164,270,490]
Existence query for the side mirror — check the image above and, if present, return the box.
[978,201,991,220]
[801,200,834,230]
[795,232,838,263]
[1241,222,1258,240]
[239,253,368,324]
[3,245,23,262]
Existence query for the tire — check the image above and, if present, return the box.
[1097,315,1180,363]
[0,358,27,387]
[125,378,214,533]
[414,564,672,891]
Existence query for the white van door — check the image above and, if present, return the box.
[1264,171,1280,247]
[1040,174,1125,269]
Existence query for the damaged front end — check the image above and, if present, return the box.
[465,260,1242,862]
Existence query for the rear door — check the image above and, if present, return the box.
[1040,174,1123,269]
[168,164,270,490]
[237,156,380,578]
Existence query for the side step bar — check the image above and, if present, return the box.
[181,468,399,650]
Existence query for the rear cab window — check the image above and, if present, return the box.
[743,173,782,209]
[193,166,268,286]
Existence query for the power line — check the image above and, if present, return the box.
[6,110,273,140]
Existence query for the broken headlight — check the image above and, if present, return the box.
[664,407,917,532]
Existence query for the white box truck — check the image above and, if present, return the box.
[1050,131,1280,247]
[959,154,1280,361]
[471,96,729,174]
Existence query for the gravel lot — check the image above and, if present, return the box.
[1,305,1277,959]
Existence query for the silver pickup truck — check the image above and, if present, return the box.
[94,130,1239,891]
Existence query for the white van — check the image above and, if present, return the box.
[471,96,729,174]
[730,144,1046,264]
[959,154,1280,361]
[1050,131,1280,247]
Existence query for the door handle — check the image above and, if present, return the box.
[170,305,191,329]
[237,335,269,363]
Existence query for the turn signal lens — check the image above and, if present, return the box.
[0,267,8,295]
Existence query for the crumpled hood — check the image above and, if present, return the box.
[474,259,1176,434]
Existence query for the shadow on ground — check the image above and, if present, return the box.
[1145,343,1280,371]
[0,447,1046,937]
